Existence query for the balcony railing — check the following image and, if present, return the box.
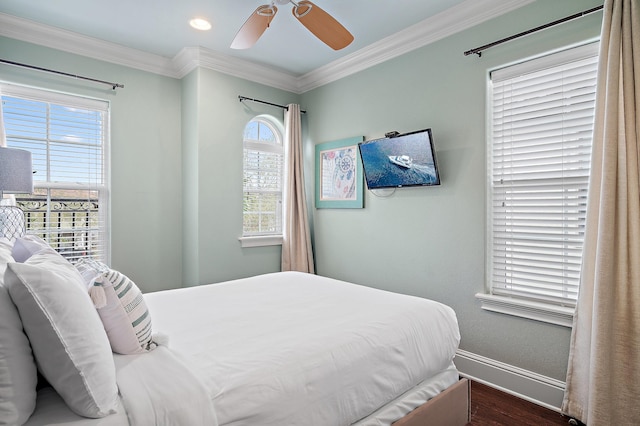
[16,197,102,262]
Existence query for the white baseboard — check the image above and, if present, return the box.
[454,349,566,412]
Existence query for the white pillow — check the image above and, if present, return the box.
[11,235,49,263]
[74,257,110,289]
[0,240,37,426]
[4,246,119,419]
[76,259,155,355]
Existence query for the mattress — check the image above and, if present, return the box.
[23,271,461,425]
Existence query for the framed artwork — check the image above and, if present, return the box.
[315,136,364,209]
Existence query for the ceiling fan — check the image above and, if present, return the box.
[230,0,354,51]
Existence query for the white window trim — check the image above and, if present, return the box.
[241,115,285,243]
[476,293,575,327]
[1,81,111,263]
[238,235,283,248]
[480,41,599,327]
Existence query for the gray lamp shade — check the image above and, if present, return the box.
[0,146,33,194]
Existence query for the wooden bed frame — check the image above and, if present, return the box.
[393,378,470,426]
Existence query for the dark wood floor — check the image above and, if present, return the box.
[469,381,572,425]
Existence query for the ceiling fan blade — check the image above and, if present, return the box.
[292,1,353,50]
[230,5,278,50]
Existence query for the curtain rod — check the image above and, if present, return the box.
[238,96,306,114]
[0,59,124,90]
[464,5,604,57]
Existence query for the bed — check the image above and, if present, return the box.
[1,236,470,426]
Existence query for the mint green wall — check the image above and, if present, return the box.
[181,71,200,286]
[0,37,183,293]
[0,37,300,290]
[0,37,299,290]
[181,67,300,285]
[302,0,603,381]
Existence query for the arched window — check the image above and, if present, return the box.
[242,116,284,240]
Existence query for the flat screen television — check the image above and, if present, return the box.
[358,128,440,190]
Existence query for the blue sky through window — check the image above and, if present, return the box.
[2,95,104,185]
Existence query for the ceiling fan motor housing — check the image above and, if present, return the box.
[232,1,353,51]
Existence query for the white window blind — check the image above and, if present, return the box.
[1,84,110,263]
[488,43,598,308]
[242,118,283,236]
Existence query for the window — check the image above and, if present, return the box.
[481,43,599,326]
[241,116,284,247]
[1,84,110,263]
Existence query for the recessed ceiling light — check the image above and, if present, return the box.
[190,18,212,31]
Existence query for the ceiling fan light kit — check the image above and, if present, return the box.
[292,2,312,19]
[256,5,277,17]
[231,0,353,51]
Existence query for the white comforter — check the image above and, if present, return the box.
[24,272,460,426]
[144,271,461,426]
[113,346,218,426]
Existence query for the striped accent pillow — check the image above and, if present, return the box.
[97,269,154,354]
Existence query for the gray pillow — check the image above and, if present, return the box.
[4,244,119,418]
[0,239,37,426]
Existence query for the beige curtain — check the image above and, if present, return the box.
[281,104,314,273]
[562,1,640,424]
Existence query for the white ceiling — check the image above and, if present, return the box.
[0,0,531,79]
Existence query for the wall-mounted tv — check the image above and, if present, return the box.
[358,128,440,190]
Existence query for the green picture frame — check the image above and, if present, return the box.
[315,136,364,209]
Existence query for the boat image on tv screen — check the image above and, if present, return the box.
[358,128,440,189]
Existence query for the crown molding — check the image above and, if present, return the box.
[172,47,299,93]
[1,0,534,94]
[297,0,536,92]
[0,13,177,78]
[0,12,299,92]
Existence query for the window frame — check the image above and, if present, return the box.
[479,42,599,327]
[239,115,285,248]
[1,82,111,264]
